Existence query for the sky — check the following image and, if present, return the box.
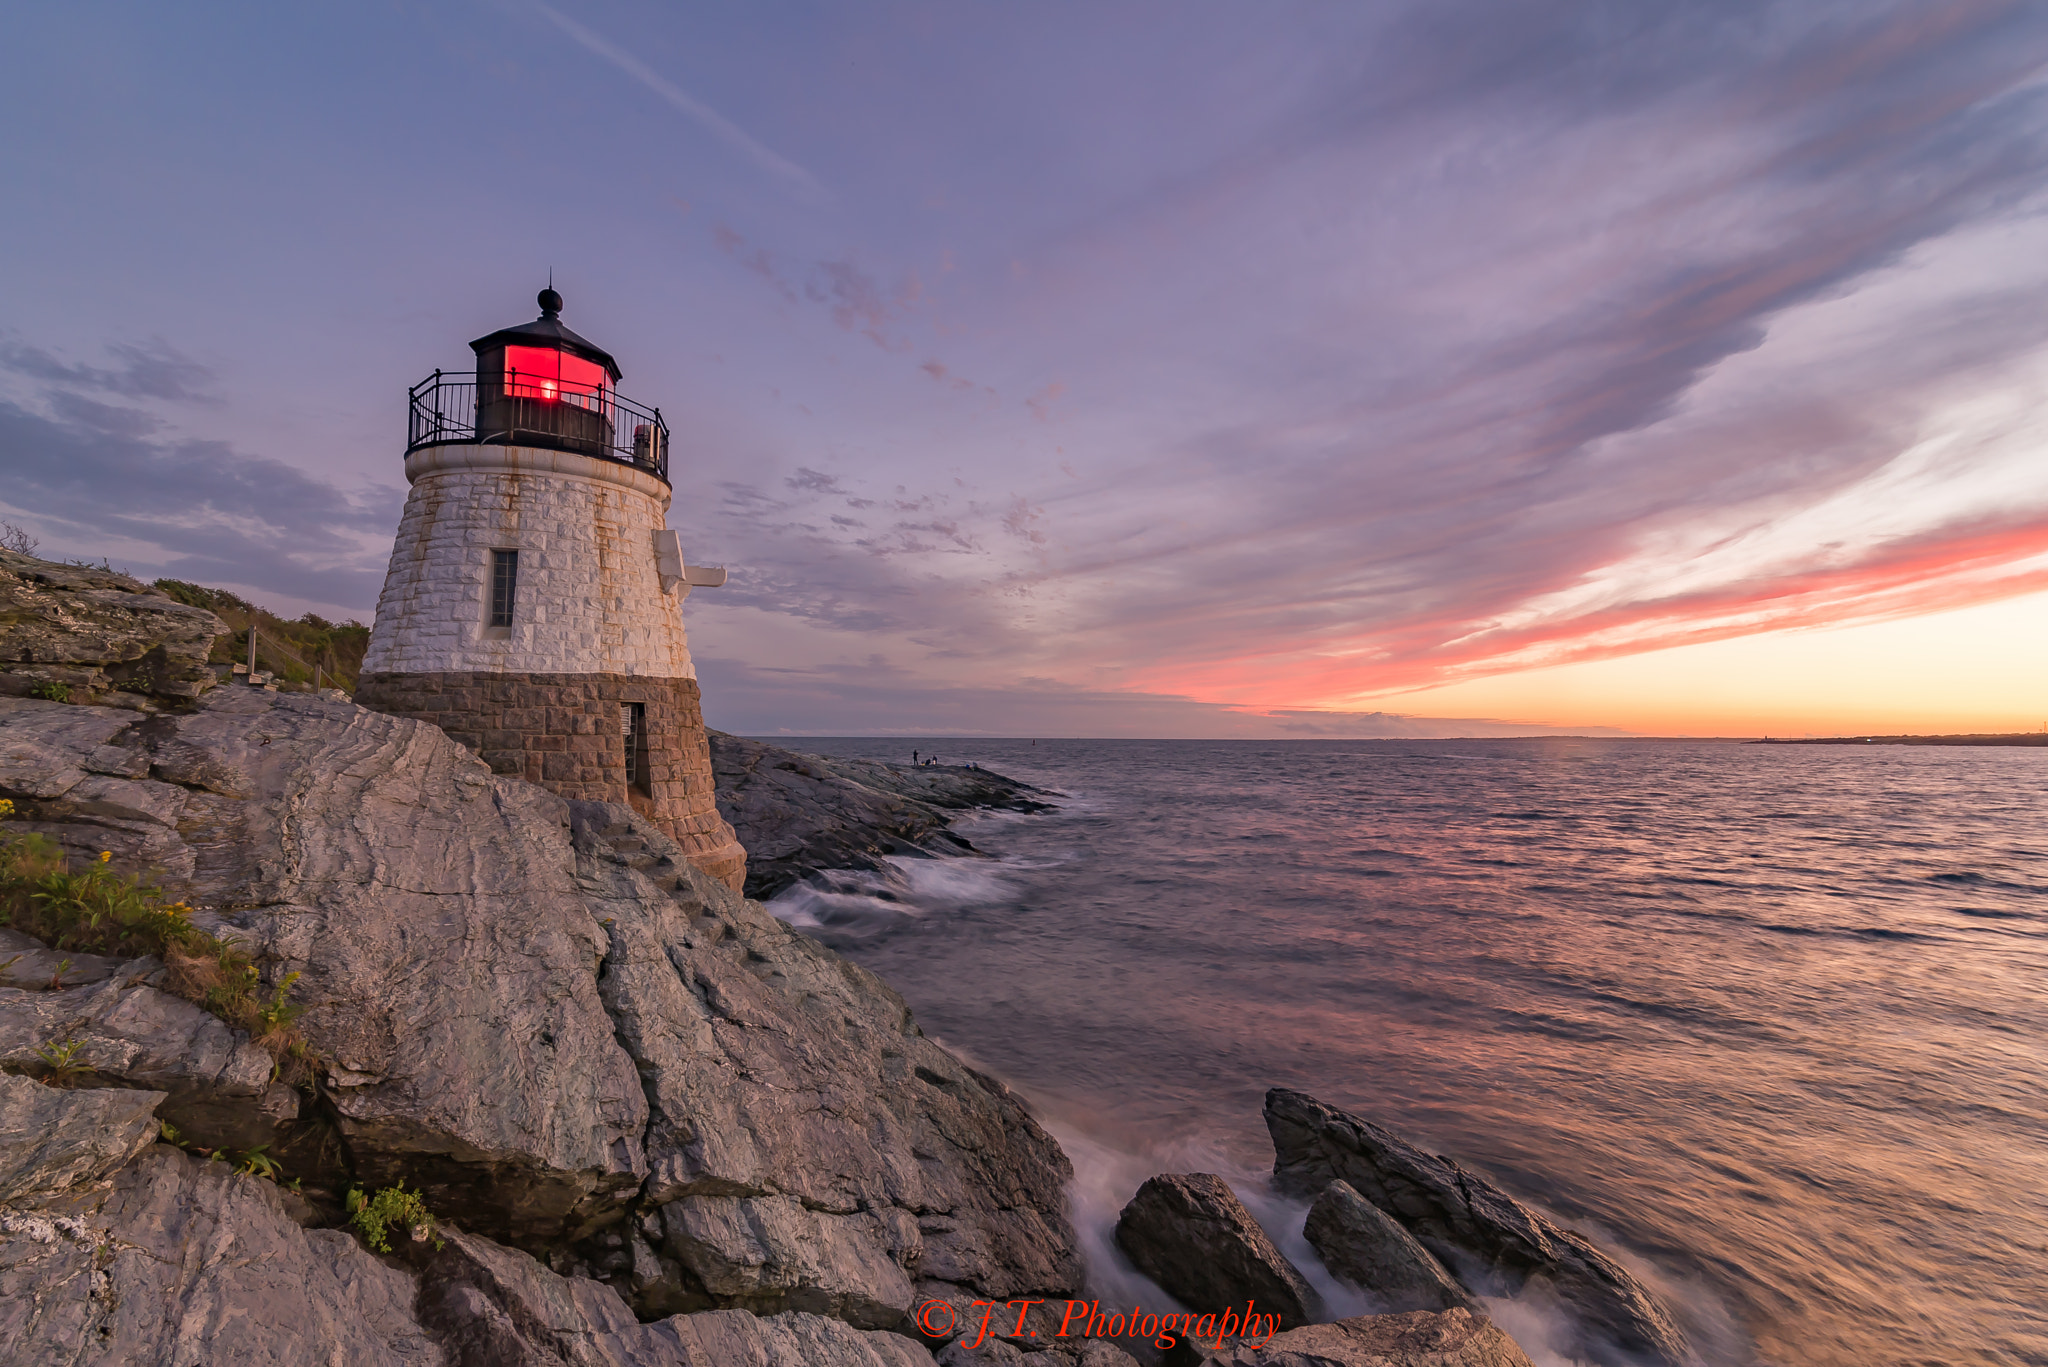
[3,1,2046,737]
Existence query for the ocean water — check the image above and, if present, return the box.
[764,738,2048,1367]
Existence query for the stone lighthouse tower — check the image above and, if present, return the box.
[356,287,745,890]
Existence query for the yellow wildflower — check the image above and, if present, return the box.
[99,851,112,863]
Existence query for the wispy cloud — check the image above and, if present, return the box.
[0,337,219,403]
[531,2,827,204]
[0,391,400,610]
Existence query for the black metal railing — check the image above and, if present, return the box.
[407,370,669,482]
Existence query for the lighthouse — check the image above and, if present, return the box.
[356,287,746,890]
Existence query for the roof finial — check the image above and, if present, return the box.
[538,272,563,319]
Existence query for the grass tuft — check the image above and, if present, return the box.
[0,810,316,1085]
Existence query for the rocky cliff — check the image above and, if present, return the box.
[0,680,1096,1363]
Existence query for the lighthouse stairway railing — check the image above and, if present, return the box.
[406,371,670,483]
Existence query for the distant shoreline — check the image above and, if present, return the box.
[1753,733,2048,747]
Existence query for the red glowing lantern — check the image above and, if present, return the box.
[471,288,624,455]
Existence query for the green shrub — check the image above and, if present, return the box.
[347,1186,443,1253]
[28,682,70,702]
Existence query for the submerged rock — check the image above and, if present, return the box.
[1189,1308,1536,1367]
[709,733,1056,900]
[1113,1172,1321,1330]
[1265,1089,1691,1367]
[1304,1179,1476,1315]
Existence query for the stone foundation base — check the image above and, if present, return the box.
[355,670,746,891]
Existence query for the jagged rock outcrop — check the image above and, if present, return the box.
[420,1226,937,1366]
[0,969,298,1153]
[0,550,222,705]
[0,1130,943,1366]
[0,1072,164,1201]
[0,685,1081,1330]
[1266,1090,1691,1367]
[1114,1173,1320,1330]
[572,800,1081,1322]
[1188,1309,1536,1367]
[1,1144,445,1365]
[1304,1180,1476,1315]
[709,733,1056,900]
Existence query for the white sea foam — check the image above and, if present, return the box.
[767,854,1016,931]
[1041,1116,1672,1367]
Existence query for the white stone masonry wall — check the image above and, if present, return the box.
[362,446,700,678]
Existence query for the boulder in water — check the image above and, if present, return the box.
[1304,1179,1477,1314]
[1265,1089,1691,1367]
[1113,1172,1320,1330]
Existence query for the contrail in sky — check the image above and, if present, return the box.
[531,2,829,204]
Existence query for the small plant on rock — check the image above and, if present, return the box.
[34,1037,89,1087]
[28,681,72,702]
[346,1185,444,1253]
[234,1145,284,1181]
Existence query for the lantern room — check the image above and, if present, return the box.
[405,286,671,482]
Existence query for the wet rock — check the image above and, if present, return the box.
[1189,1308,1535,1367]
[0,1144,442,1365]
[0,1072,164,1201]
[0,549,224,703]
[0,975,295,1152]
[709,733,1056,900]
[1304,1180,1477,1314]
[1113,1173,1320,1330]
[1265,1090,1690,1367]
